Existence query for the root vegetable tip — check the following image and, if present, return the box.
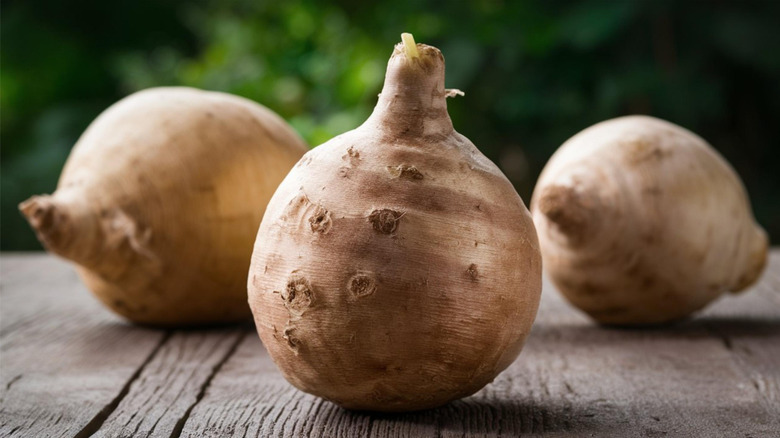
[401,33,419,59]
[19,195,57,236]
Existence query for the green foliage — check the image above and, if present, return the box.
[112,1,387,146]
[3,0,780,250]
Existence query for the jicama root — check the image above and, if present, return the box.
[247,34,542,412]
[20,87,308,326]
[531,115,768,325]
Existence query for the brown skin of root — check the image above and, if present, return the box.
[20,87,308,327]
[249,39,542,412]
[536,185,598,245]
[19,196,70,253]
[729,228,769,293]
[532,115,769,326]
[19,194,105,270]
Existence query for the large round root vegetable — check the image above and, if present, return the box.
[20,87,308,327]
[531,116,768,326]
[248,34,542,412]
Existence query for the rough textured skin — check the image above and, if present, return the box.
[19,87,308,326]
[248,42,542,412]
[531,116,768,326]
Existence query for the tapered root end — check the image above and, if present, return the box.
[537,185,599,243]
[730,227,770,293]
[19,195,72,253]
[391,34,443,72]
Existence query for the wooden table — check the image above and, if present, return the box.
[1,253,778,437]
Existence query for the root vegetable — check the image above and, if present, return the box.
[531,115,768,326]
[19,87,308,327]
[247,34,542,412]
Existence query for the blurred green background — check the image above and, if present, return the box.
[3,0,779,250]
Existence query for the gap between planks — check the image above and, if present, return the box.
[73,328,251,438]
[168,330,250,438]
[2,252,779,437]
[73,332,174,438]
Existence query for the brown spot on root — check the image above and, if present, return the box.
[340,146,362,173]
[342,146,360,165]
[282,322,301,354]
[281,275,313,315]
[369,209,403,234]
[467,264,479,281]
[308,205,332,234]
[348,273,377,298]
[643,186,663,197]
[626,139,670,164]
[387,164,423,180]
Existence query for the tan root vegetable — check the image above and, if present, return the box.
[531,115,768,325]
[20,87,308,327]
[247,34,542,412]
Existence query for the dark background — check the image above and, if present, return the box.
[3,0,779,250]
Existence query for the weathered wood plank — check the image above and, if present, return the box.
[699,252,780,420]
[1,251,778,437]
[90,328,248,438]
[178,252,780,438]
[0,254,168,438]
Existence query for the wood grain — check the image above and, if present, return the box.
[90,329,248,438]
[0,255,168,438]
[181,252,780,437]
[1,252,778,437]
